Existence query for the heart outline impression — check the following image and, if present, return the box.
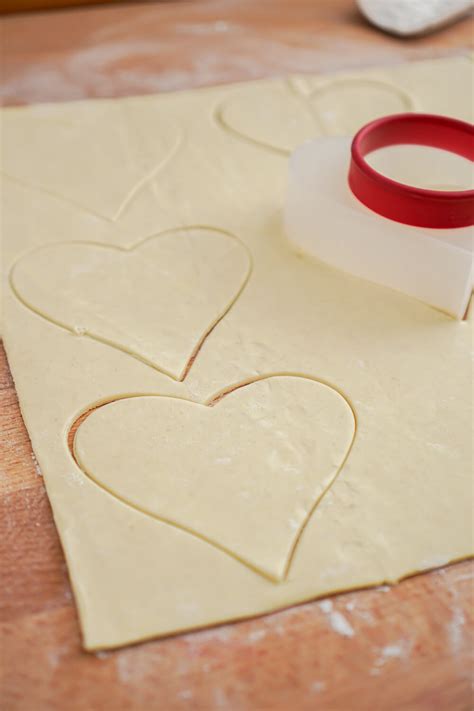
[214,77,415,155]
[9,226,252,382]
[1,105,182,222]
[70,374,357,583]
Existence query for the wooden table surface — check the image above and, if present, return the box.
[1,2,473,710]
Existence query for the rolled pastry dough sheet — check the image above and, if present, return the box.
[2,56,473,650]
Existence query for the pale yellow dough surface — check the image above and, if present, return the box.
[74,377,355,582]
[10,228,251,380]
[2,56,473,650]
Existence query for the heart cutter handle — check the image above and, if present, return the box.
[348,113,474,229]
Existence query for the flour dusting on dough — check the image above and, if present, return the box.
[67,469,85,487]
[3,56,472,651]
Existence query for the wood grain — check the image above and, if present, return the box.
[1,337,473,710]
[1,2,473,709]
[0,0,123,15]
[1,0,473,106]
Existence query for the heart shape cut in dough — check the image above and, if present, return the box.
[216,79,413,154]
[2,100,180,220]
[11,227,251,381]
[216,83,318,155]
[73,376,356,582]
[308,78,414,137]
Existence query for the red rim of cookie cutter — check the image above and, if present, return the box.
[348,113,474,229]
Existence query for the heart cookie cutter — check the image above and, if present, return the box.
[286,113,474,318]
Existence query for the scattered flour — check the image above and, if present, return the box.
[319,599,355,638]
[0,32,417,105]
[182,620,269,651]
[116,654,134,684]
[246,628,267,643]
[437,566,468,656]
[67,468,85,486]
[31,452,43,477]
[426,442,448,453]
[184,624,233,646]
[215,456,232,465]
[175,20,238,36]
[47,645,69,669]
[177,689,193,700]
[213,687,230,709]
[447,603,466,655]
[370,639,413,675]
[319,600,333,614]
[111,645,164,685]
[115,650,161,684]
[450,571,473,584]
[353,608,376,625]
